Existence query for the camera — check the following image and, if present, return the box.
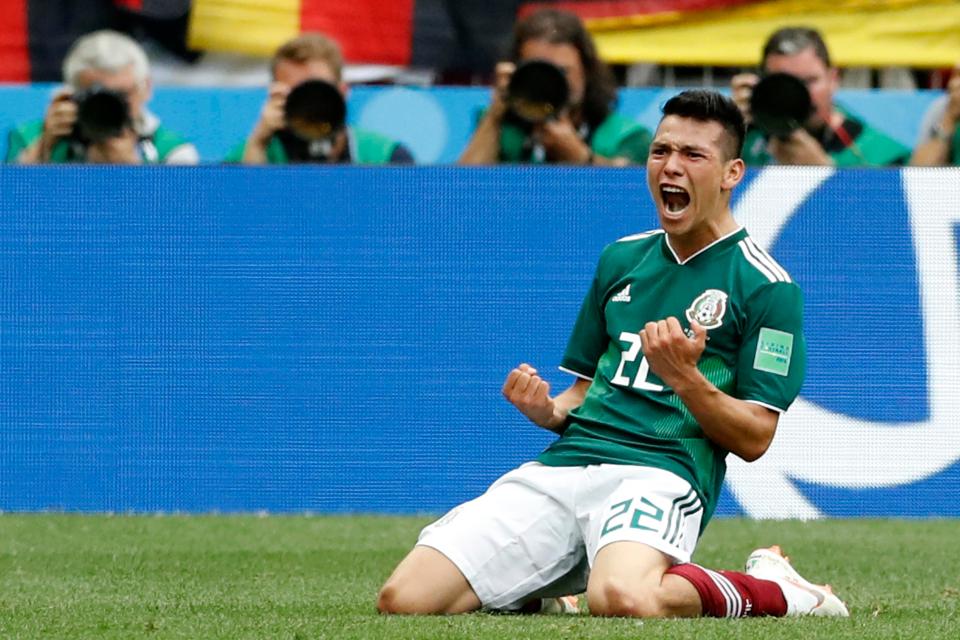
[278,79,347,163]
[749,72,813,138]
[72,85,132,144]
[505,59,570,129]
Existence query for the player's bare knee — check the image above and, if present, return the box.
[377,577,465,615]
[588,577,663,618]
[376,580,406,614]
[377,581,426,614]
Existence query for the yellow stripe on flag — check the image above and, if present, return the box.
[589,0,960,68]
[188,0,301,57]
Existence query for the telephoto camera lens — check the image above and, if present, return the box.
[72,85,132,144]
[506,60,570,128]
[749,73,813,139]
[280,79,347,162]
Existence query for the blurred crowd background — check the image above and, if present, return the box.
[1,0,958,166]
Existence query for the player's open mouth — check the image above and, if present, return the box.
[661,185,690,215]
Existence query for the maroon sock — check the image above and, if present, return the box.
[666,563,788,617]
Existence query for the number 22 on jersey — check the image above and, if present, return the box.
[610,331,664,391]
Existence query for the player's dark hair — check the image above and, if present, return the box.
[762,26,831,68]
[509,8,617,132]
[661,90,746,160]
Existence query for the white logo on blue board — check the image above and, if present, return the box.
[727,168,960,519]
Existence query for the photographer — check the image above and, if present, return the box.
[732,26,909,167]
[458,9,650,166]
[228,33,413,165]
[7,30,198,165]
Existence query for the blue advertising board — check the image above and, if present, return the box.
[0,166,956,517]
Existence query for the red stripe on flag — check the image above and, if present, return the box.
[300,0,414,66]
[114,0,145,11]
[519,0,760,20]
[0,0,30,81]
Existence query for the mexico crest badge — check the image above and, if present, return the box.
[685,289,728,330]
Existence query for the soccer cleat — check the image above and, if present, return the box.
[539,595,581,614]
[745,545,849,617]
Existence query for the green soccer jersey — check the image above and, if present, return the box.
[537,227,806,525]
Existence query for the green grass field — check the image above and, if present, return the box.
[0,515,957,639]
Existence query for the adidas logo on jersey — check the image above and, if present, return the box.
[611,284,632,303]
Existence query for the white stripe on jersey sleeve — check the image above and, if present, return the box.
[745,399,786,414]
[737,240,786,282]
[616,229,664,243]
[743,237,792,282]
[559,366,594,381]
[738,240,782,282]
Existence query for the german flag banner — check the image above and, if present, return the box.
[188,0,960,69]
[524,0,960,68]
[187,0,415,64]
[3,0,957,82]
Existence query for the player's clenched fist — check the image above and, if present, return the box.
[502,363,558,429]
[639,317,707,389]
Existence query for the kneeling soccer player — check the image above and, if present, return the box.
[378,89,848,620]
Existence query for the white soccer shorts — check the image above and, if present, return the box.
[417,462,704,610]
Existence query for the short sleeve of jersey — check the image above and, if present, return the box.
[560,256,609,379]
[735,282,807,411]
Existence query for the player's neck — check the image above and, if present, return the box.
[667,213,738,262]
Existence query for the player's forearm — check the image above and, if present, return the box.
[540,379,590,433]
[671,372,777,462]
